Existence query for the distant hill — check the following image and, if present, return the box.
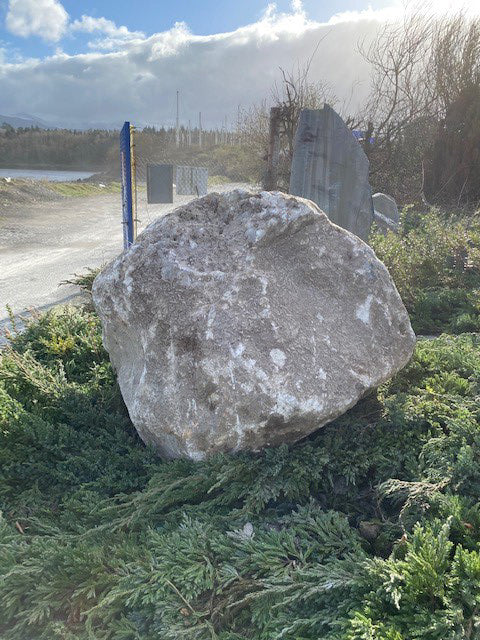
[0,113,55,129]
[0,113,126,131]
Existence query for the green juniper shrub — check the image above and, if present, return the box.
[1,307,480,638]
[0,308,159,525]
[61,266,102,295]
[371,207,480,334]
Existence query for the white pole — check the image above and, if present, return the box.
[176,90,180,147]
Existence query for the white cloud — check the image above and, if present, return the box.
[70,15,145,50]
[6,0,68,42]
[0,6,375,128]
[1,0,479,128]
[71,16,135,37]
[328,5,402,25]
[5,0,143,48]
[329,0,480,24]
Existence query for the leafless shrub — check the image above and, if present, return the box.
[238,58,337,190]
[359,10,480,206]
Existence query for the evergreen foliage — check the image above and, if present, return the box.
[371,208,480,335]
[2,302,480,638]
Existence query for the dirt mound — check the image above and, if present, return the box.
[0,179,64,205]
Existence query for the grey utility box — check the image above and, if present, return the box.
[147,164,174,204]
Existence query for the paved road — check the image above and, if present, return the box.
[0,184,249,339]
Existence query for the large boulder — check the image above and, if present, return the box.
[93,190,415,460]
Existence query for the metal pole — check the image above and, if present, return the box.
[265,107,281,190]
[120,121,134,249]
[176,90,180,147]
[129,124,138,241]
[198,111,202,147]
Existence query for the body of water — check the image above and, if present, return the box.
[0,168,96,182]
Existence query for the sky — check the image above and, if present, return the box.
[0,0,478,128]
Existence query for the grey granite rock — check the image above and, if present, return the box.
[373,192,400,232]
[93,190,415,460]
[289,105,374,240]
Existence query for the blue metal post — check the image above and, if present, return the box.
[120,121,134,249]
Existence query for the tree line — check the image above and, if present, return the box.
[0,126,117,170]
[0,124,240,173]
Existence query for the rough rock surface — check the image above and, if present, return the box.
[289,106,374,241]
[92,190,415,460]
[373,192,399,232]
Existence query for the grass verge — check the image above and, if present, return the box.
[46,181,121,197]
